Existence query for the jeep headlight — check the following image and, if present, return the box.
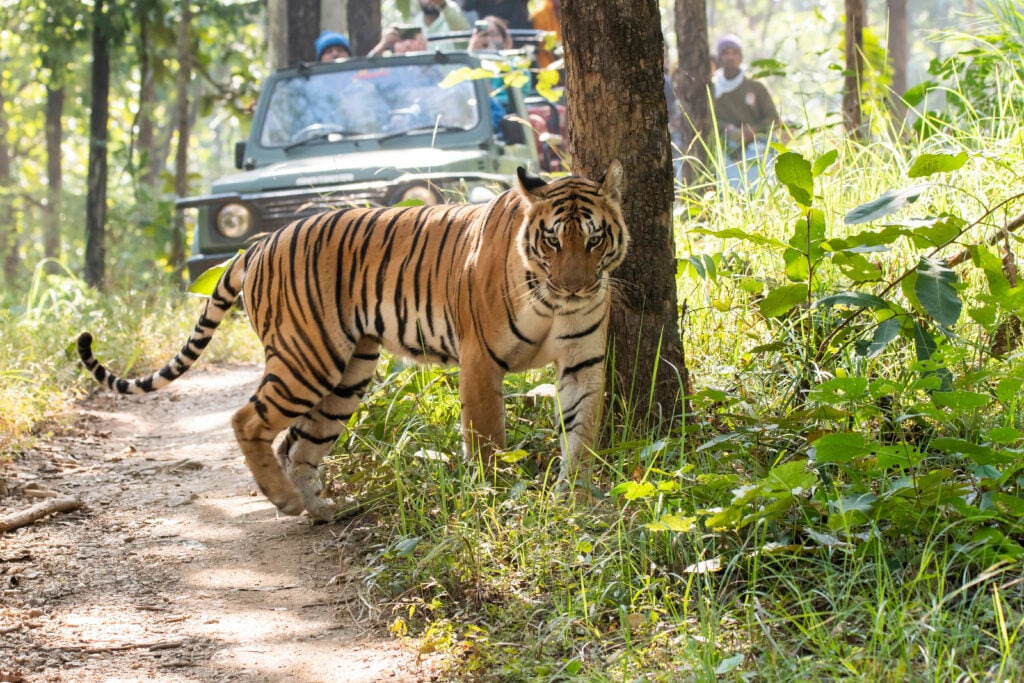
[216,203,251,238]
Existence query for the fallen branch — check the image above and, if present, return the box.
[947,209,1024,268]
[0,496,82,533]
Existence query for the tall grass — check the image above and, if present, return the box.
[0,263,260,454]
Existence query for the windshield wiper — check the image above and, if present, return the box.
[377,125,468,143]
[283,128,361,153]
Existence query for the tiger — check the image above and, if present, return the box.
[77,161,629,521]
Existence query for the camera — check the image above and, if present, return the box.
[474,20,489,33]
[397,25,422,40]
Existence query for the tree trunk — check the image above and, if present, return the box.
[85,0,111,289]
[0,84,16,288]
[288,0,321,65]
[348,0,382,56]
[562,0,687,425]
[171,0,191,273]
[843,0,866,139]
[886,0,908,123]
[673,0,712,184]
[44,85,64,263]
[137,7,161,189]
[321,0,347,34]
[268,0,288,70]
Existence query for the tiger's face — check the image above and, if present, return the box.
[515,161,629,307]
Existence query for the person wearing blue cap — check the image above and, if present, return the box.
[315,31,352,62]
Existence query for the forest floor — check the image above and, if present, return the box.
[0,364,439,682]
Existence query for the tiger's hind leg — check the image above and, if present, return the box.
[276,338,381,521]
[232,356,344,517]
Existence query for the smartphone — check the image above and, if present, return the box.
[474,20,489,33]
[397,25,421,40]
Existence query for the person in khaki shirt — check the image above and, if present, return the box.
[712,34,782,191]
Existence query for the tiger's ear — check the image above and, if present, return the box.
[599,159,624,204]
[516,166,548,199]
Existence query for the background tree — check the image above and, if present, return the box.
[673,0,713,184]
[348,0,381,56]
[170,0,191,272]
[843,0,867,138]
[84,0,112,289]
[268,0,321,68]
[562,0,687,423]
[886,0,909,122]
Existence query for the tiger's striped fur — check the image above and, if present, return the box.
[77,161,628,520]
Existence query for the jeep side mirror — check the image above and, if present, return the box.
[234,141,247,170]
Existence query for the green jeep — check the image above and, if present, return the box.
[179,50,542,281]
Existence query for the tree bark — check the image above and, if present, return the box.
[44,86,65,264]
[348,0,382,56]
[886,0,908,123]
[0,83,16,287]
[171,0,191,273]
[843,0,866,139]
[85,0,111,289]
[136,7,161,189]
[562,0,687,425]
[673,0,712,184]
[287,0,322,65]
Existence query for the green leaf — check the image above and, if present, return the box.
[931,391,991,411]
[690,226,785,248]
[855,316,903,357]
[996,378,1024,405]
[915,257,962,327]
[645,514,697,533]
[759,283,808,318]
[817,291,895,311]
[715,654,744,675]
[988,427,1021,444]
[812,432,868,464]
[908,151,968,178]
[775,152,814,207]
[808,377,869,404]
[930,437,1013,465]
[187,250,244,296]
[844,185,929,225]
[766,460,816,492]
[812,149,839,177]
[833,252,882,282]
[875,443,924,468]
[610,481,657,501]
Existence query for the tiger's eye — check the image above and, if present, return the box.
[544,236,560,250]
[587,235,604,250]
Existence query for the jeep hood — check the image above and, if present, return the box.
[211,147,490,194]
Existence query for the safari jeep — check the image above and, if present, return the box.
[179,50,544,281]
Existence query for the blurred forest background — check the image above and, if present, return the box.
[0,0,988,299]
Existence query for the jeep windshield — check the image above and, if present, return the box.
[260,63,482,148]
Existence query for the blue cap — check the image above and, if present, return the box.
[315,31,352,60]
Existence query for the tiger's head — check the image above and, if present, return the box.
[515,160,629,307]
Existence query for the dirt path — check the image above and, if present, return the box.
[1,364,433,683]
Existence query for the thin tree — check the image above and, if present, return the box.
[268,0,322,68]
[673,0,713,184]
[170,0,191,272]
[843,0,866,138]
[886,0,909,123]
[562,0,688,426]
[348,0,382,56]
[85,0,112,289]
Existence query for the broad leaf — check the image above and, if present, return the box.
[844,185,929,225]
[775,152,814,207]
[817,291,895,311]
[812,432,868,464]
[812,149,838,177]
[855,317,902,357]
[759,283,808,318]
[915,257,962,327]
[908,151,968,178]
[188,250,244,296]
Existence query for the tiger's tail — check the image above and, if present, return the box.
[77,255,246,395]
